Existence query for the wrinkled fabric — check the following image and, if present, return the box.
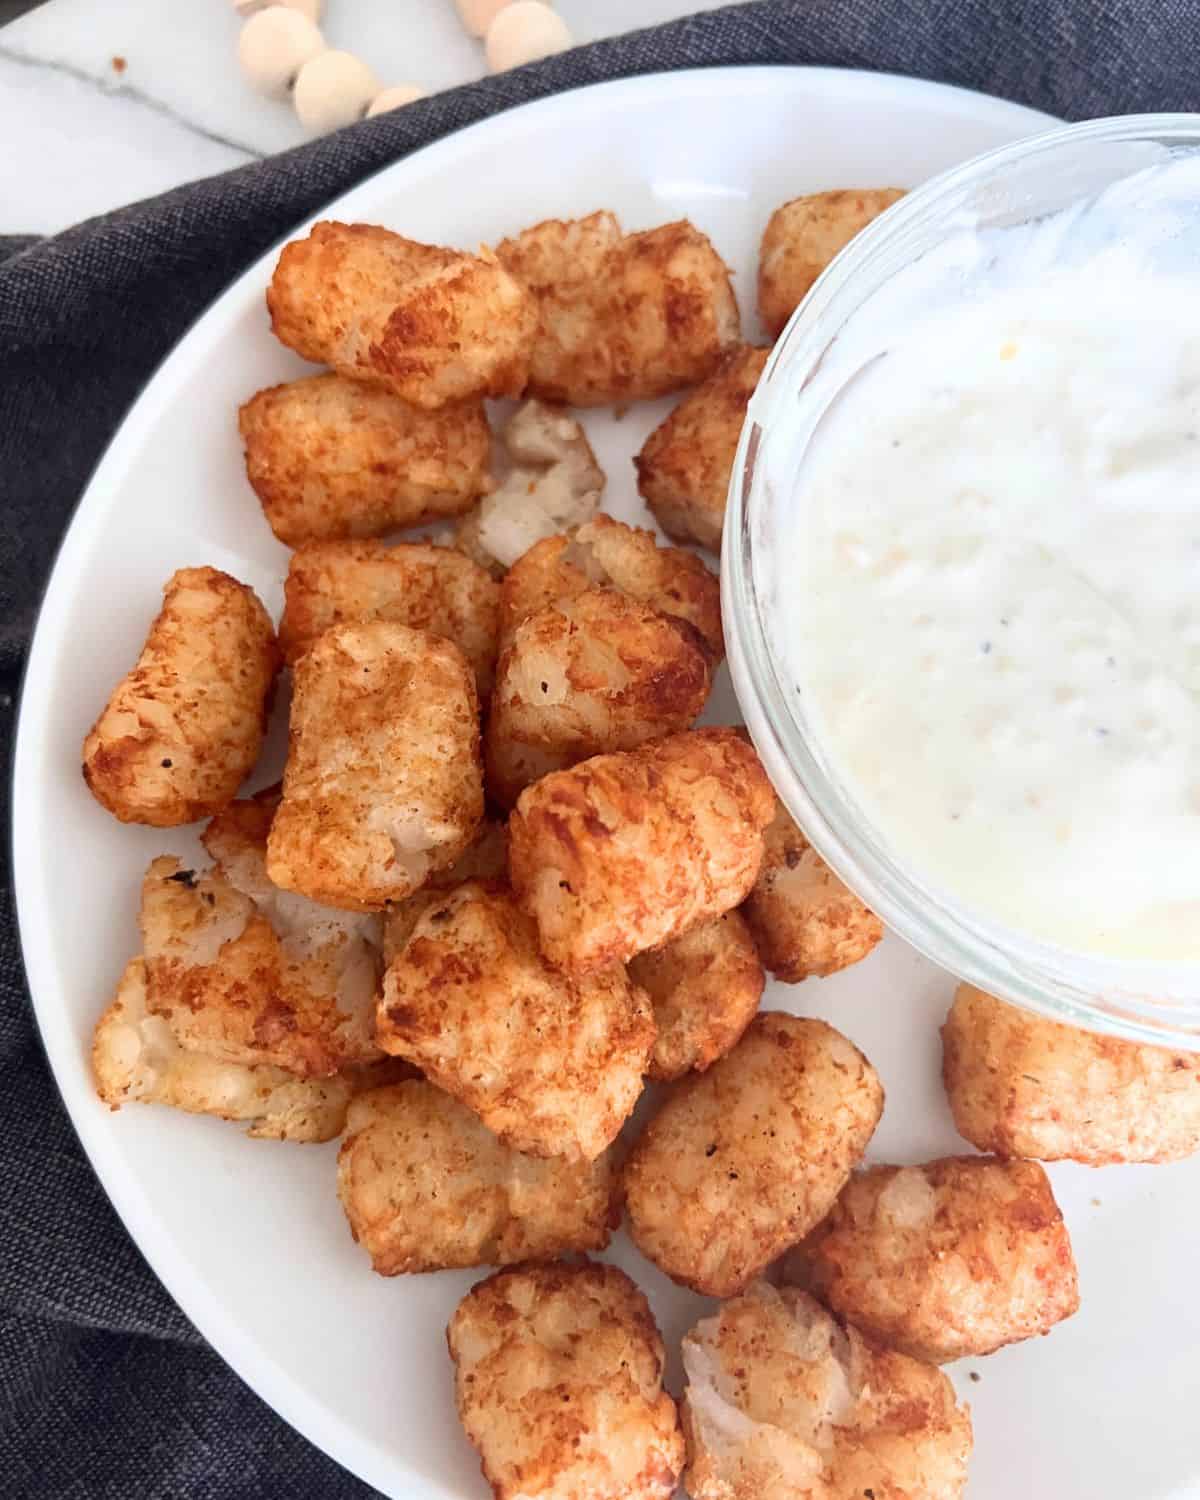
[0,2,1195,1495]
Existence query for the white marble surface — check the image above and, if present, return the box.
[1,0,732,236]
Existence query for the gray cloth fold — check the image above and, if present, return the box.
[1,2,1196,1496]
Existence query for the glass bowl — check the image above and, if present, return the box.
[723,114,1200,1049]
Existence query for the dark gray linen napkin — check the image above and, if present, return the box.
[1,2,1196,1496]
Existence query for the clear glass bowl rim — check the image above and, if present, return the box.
[722,112,1200,1050]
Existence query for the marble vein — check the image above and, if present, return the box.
[0,42,265,160]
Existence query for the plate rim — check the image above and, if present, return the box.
[11,63,1058,1499]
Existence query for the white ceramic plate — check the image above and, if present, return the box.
[14,66,1200,1500]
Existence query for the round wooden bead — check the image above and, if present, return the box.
[293,50,380,133]
[366,85,429,117]
[485,2,571,73]
[455,0,517,39]
[233,0,322,20]
[237,7,325,100]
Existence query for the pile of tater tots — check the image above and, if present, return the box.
[83,191,1200,1500]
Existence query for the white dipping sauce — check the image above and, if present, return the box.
[778,156,1200,961]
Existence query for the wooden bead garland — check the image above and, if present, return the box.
[455,0,515,39]
[484,2,570,72]
[367,85,430,117]
[232,0,573,134]
[293,49,379,131]
[237,7,325,100]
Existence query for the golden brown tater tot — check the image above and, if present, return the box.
[82,567,278,827]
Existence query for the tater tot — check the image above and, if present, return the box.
[455,399,605,578]
[266,221,536,409]
[623,1013,883,1297]
[484,588,713,807]
[508,727,774,973]
[448,1261,684,1500]
[92,958,357,1142]
[82,567,279,827]
[336,1080,618,1274]
[377,881,653,1159]
[238,374,490,546]
[681,1282,972,1500]
[742,798,884,981]
[786,1156,1079,1363]
[202,784,413,979]
[629,911,764,1081]
[141,852,382,1078]
[495,211,739,406]
[266,621,483,911]
[942,983,1200,1165]
[758,188,905,337]
[381,817,508,962]
[635,345,769,552]
[499,513,724,659]
[200,781,283,883]
[278,539,500,699]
